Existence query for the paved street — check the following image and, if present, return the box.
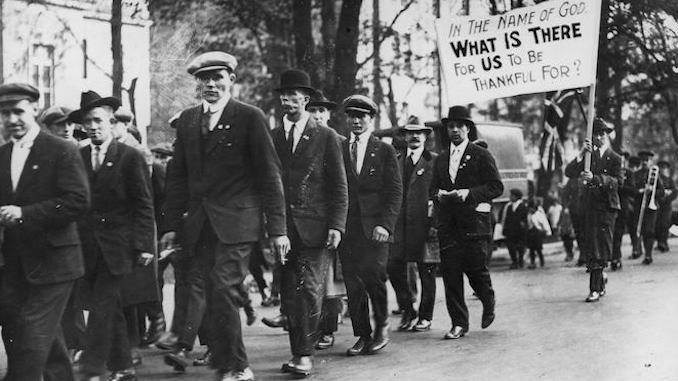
[3,237,678,380]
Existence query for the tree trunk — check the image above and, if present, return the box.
[321,0,337,93]
[111,0,124,100]
[433,0,441,119]
[612,79,623,150]
[292,0,318,84]
[372,0,382,129]
[595,0,611,118]
[331,0,363,104]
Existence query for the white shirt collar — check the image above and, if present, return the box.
[597,142,609,157]
[407,146,425,164]
[350,132,370,144]
[283,111,310,133]
[450,138,470,155]
[11,125,40,147]
[91,136,113,155]
[202,94,231,114]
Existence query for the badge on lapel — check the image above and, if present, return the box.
[225,125,231,130]
[32,164,39,170]
[302,135,310,141]
[368,168,376,176]
[217,124,224,130]
[417,168,425,176]
[106,162,113,167]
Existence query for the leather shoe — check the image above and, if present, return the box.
[398,310,417,331]
[642,257,653,265]
[281,356,312,376]
[131,348,142,366]
[155,331,179,350]
[346,336,371,356]
[367,324,390,354]
[481,300,496,329]
[262,314,288,329]
[315,334,335,350]
[193,350,211,366]
[164,348,188,373]
[245,309,257,326]
[107,368,136,381]
[585,291,600,302]
[413,319,431,331]
[444,326,467,339]
[218,367,254,381]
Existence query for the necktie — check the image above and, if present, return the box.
[449,147,459,182]
[351,135,359,173]
[93,146,102,172]
[287,123,296,153]
[404,152,415,181]
[201,110,213,136]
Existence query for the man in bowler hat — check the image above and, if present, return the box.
[340,94,402,356]
[430,105,502,339]
[630,150,665,264]
[161,51,288,381]
[565,118,621,302]
[268,69,347,376]
[72,90,155,381]
[0,83,89,381]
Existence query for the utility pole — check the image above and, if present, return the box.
[372,0,382,129]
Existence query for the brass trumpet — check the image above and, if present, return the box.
[636,165,659,237]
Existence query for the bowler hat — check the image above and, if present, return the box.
[342,95,377,116]
[441,106,477,141]
[628,156,641,166]
[69,90,121,123]
[275,69,316,94]
[187,51,238,76]
[306,90,337,110]
[40,106,72,125]
[399,115,432,134]
[592,117,614,133]
[114,108,134,123]
[0,83,39,104]
[657,160,671,169]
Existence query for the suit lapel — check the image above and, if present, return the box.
[292,118,316,158]
[14,133,46,196]
[186,106,203,170]
[80,145,94,180]
[205,99,237,156]
[359,135,378,180]
[343,139,358,179]
[94,140,119,190]
[438,149,451,186]
[0,145,13,201]
[409,151,429,187]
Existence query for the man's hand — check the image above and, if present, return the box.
[160,232,177,251]
[580,138,593,157]
[271,235,291,265]
[582,170,594,183]
[372,226,390,242]
[326,229,342,250]
[137,252,154,266]
[0,205,22,226]
[438,189,468,203]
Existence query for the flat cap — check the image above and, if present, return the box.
[187,51,238,76]
[114,108,134,123]
[151,146,173,156]
[0,83,39,103]
[628,156,641,166]
[592,117,614,133]
[342,94,377,116]
[41,106,73,125]
[657,160,671,168]
[638,150,655,158]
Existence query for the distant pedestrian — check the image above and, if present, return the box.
[559,206,575,261]
[526,198,552,269]
[503,188,527,269]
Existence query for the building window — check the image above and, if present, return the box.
[30,44,55,108]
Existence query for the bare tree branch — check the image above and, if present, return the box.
[356,0,416,70]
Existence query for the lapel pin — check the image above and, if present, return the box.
[32,164,39,170]
[106,162,113,167]
[217,124,223,130]
[225,125,231,129]
[370,152,376,157]
[302,135,310,140]
[465,155,471,160]
[417,169,425,176]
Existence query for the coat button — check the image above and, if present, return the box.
[100,218,106,223]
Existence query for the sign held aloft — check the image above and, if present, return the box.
[435,0,602,105]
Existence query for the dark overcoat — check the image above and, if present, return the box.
[0,131,90,284]
[392,148,438,262]
[430,142,504,250]
[271,118,347,247]
[162,99,286,249]
[342,134,402,241]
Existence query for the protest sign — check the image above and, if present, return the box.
[435,0,602,105]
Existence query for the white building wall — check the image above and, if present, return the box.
[2,0,151,142]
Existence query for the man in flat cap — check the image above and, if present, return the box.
[655,160,675,253]
[389,116,438,333]
[40,105,78,144]
[430,105,502,338]
[161,51,288,381]
[70,90,155,381]
[565,118,621,302]
[0,83,90,381]
[339,94,402,356]
[264,69,347,376]
[630,150,665,264]
[112,108,143,150]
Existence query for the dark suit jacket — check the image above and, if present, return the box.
[392,149,437,261]
[343,134,402,241]
[0,131,90,285]
[78,140,155,276]
[272,118,347,248]
[431,141,503,246]
[564,148,622,212]
[162,99,286,249]
[502,201,527,242]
